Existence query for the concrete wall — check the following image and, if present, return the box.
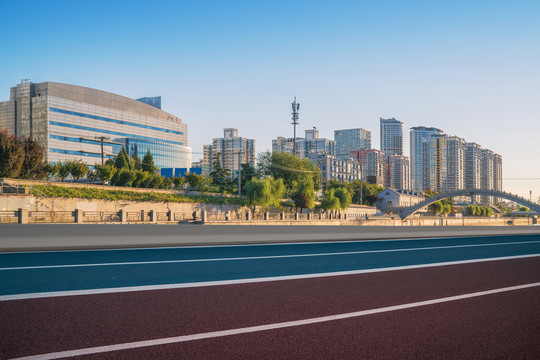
[0,194,246,214]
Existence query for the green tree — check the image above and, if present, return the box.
[43,163,60,181]
[269,151,321,191]
[255,151,272,178]
[209,153,232,189]
[131,145,142,170]
[334,187,352,210]
[94,164,116,184]
[186,172,204,189]
[148,174,164,188]
[292,176,316,210]
[111,168,137,187]
[160,177,173,189]
[246,177,286,212]
[19,136,45,179]
[115,147,131,170]
[132,170,150,188]
[0,129,24,178]
[172,176,185,189]
[66,160,89,182]
[142,149,157,173]
[321,188,341,211]
[57,162,71,182]
[86,168,100,183]
[199,177,218,192]
[239,163,257,195]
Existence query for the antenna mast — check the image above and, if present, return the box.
[291,97,300,156]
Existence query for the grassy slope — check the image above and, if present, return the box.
[30,185,248,205]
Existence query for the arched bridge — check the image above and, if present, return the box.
[386,189,540,220]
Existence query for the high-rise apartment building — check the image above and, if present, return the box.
[272,129,334,159]
[384,155,410,191]
[445,136,466,191]
[0,81,191,169]
[334,128,371,160]
[307,153,361,183]
[351,149,385,179]
[479,149,503,204]
[203,128,255,178]
[380,117,403,156]
[410,126,443,191]
[422,134,448,192]
[465,142,482,202]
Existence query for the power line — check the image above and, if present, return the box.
[269,163,319,173]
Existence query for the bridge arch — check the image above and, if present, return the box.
[392,189,540,220]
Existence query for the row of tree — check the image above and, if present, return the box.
[464,205,494,217]
[1,129,385,211]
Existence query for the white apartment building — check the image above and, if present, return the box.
[351,149,385,179]
[384,155,410,191]
[307,153,362,183]
[272,129,334,159]
[410,126,443,192]
[202,128,255,178]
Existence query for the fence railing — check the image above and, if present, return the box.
[29,211,75,223]
[0,210,19,223]
[83,211,121,223]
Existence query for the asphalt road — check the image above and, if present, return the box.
[1,233,539,359]
[0,224,540,251]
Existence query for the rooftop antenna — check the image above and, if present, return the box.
[291,97,300,156]
[21,79,31,84]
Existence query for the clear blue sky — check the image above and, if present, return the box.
[1,0,539,199]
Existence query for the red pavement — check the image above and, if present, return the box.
[1,257,540,359]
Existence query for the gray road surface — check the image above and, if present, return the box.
[0,224,539,251]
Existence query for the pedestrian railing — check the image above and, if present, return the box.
[0,210,19,223]
[83,211,121,223]
[29,211,75,223]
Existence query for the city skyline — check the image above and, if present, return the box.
[1,0,539,199]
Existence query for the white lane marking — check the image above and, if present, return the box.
[2,239,539,271]
[11,282,540,360]
[3,233,535,255]
[1,254,539,301]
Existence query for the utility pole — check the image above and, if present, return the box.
[238,152,242,196]
[291,97,300,156]
[95,136,110,165]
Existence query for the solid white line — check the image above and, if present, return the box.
[2,239,539,271]
[11,282,540,360]
[1,253,539,301]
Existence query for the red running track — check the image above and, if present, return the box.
[1,257,540,359]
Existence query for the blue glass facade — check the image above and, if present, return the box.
[50,108,182,135]
[126,138,191,169]
[49,121,184,146]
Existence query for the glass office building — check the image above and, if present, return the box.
[0,82,191,169]
[380,117,403,156]
[334,128,371,160]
